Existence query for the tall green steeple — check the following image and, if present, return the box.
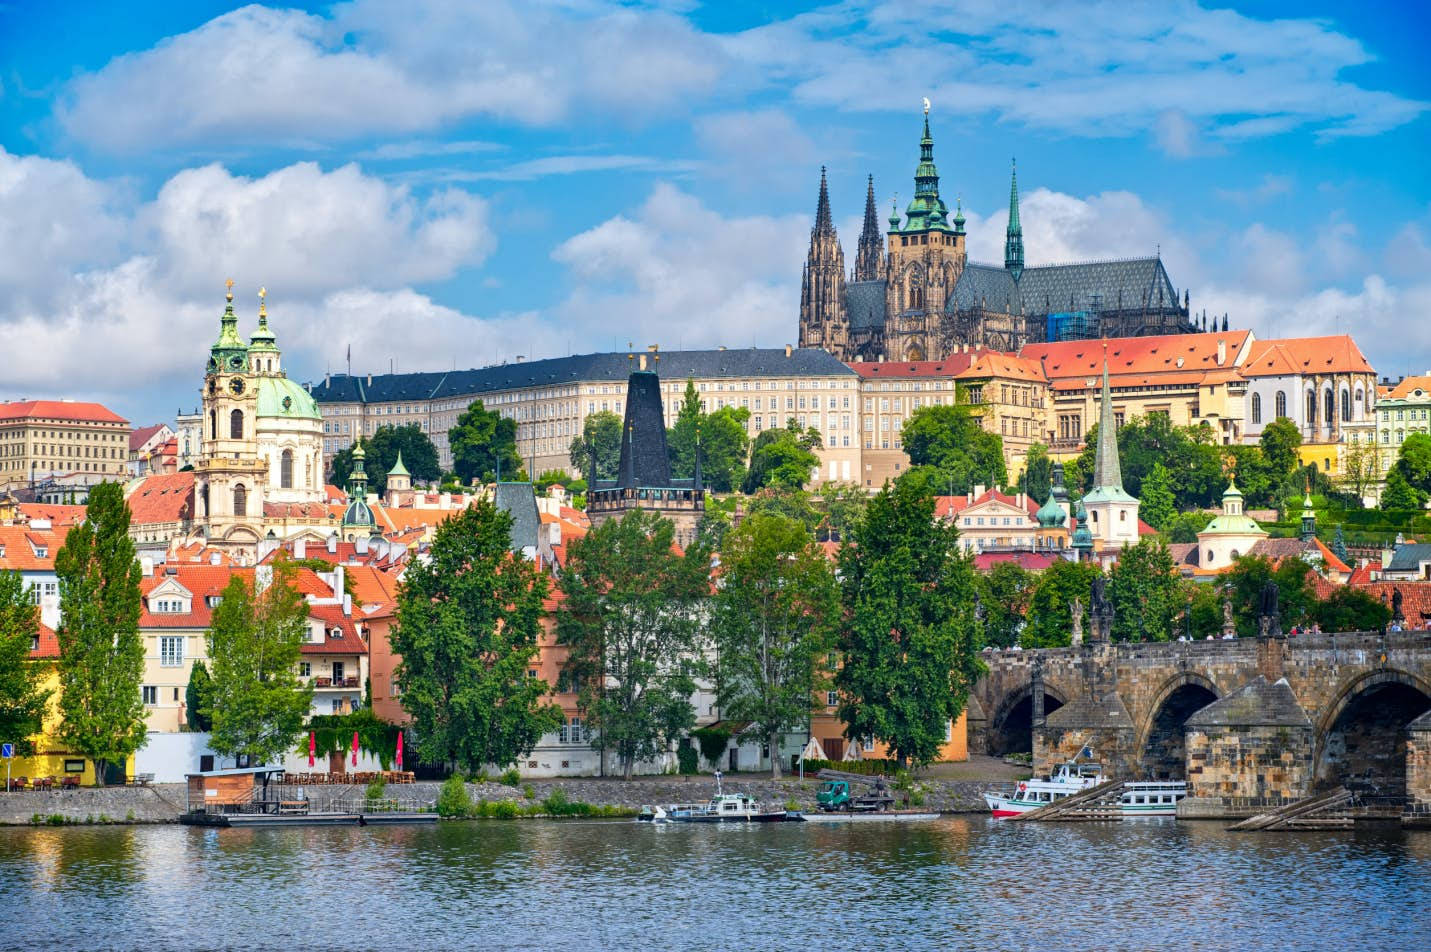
[248,286,278,355]
[342,443,376,530]
[899,101,952,234]
[1004,158,1024,280]
[208,279,250,375]
[1082,358,1137,506]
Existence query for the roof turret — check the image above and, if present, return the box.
[813,166,835,237]
[342,443,376,529]
[1004,158,1024,280]
[899,101,952,234]
[389,451,410,478]
[248,287,278,353]
[208,279,249,375]
[1071,500,1093,553]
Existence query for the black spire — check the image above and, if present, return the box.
[813,166,834,237]
[615,368,673,489]
[854,174,883,282]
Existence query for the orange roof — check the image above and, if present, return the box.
[15,503,86,527]
[125,472,196,524]
[1242,336,1372,377]
[1385,374,1431,400]
[30,623,59,659]
[303,603,367,654]
[0,523,69,571]
[956,351,1046,383]
[0,400,128,425]
[347,564,401,605]
[935,489,1041,519]
[138,564,252,628]
[1022,330,1252,383]
[848,350,999,379]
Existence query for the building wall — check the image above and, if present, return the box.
[9,663,134,785]
[0,410,131,492]
[141,627,207,732]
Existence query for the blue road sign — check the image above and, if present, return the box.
[1,743,13,758]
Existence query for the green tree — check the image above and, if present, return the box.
[1381,468,1425,511]
[449,400,522,484]
[1139,462,1176,531]
[393,499,562,772]
[1025,559,1103,648]
[901,404,1006,493]
[184,660,214,732]
[668,384,753,492]
[54,482,145,785]
[1107,539,1181,641]
[1182,581,1225,640]
[744,486,819,531]
[1076,416,1224,508]
[1259,417,1302,482]
[1340,438,1381,502]
[743,420,822,493]
[1164,510,1211,544]
[1314,587,1391,633]
[711,513,839,777]
[569,410,622,481]
[835,480,982,768]
[331,423,441,493]
[975,562,1035,649]
[1394,432,1431,495]
[556,510,711,779]
[0,571,51,756]
[1022,443,1052,503]
[816,483,869,541]
[207,561,313,764]
[1222,554,1316,635]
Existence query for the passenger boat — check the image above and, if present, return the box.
[1117,781,1186,817]
[983,760,1105,818]
[674,792,795,823]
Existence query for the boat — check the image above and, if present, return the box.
[636,803,706,823]
[674,792,796,823]
[1117,781,1187,817]
[983,760,1106,818]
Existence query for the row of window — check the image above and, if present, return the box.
[1250,388,1364,425]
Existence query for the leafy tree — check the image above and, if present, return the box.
[901,404,1006,494]
[331,423,441,493]
[711,513,839,777]
[1182,581,1226,640]
[1025,559,1102,647]
[744,486,819,531]
[667,383,752,492]
[1022,443,1052,503]
[1227,444,1277,510]
[569,410,622,481]
[974,562,1035,649]
[666,380,703,478]
[449,400,522,484]
[393,499,561,772]
[1259,417,1302,482]
[1107,539,1181,641]
[556,510,711,779]
[1139,462,1176,531]
[1163,510,1211,544]
[1340,438,1381,502]
[1314,587,1391,633]
[207,561,313,764]
[743,420,822,493]
[54,482,145,785]
[184,660,214,732]
[1222,554,1316,636]
[1075,416,1224,508]
[1331,524,1349,564]
[1394,432,1431,495]
[835,480,982,768]
[1381,468,1426,511]
[0,570,51,756]
[815,483,869,541]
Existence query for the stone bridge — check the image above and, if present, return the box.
[968,631,1431,813]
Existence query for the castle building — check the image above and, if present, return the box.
[798,107,1194,363]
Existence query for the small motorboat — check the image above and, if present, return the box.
[636,803,706,823]
[664,772,799,823]
[983,760,1105,818]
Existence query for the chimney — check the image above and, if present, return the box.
[210,552,221,566]
[294,539,306,559]
[785,344,793,357]
[327,534,338,554]
[1216,339,1226,366]
[639,354,647,371]
[342,593,352,617]
[367,374,372,386]
[974,484,986,499]
[140,556,154,577]
[355,536,368,554]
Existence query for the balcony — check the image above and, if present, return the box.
[313,676,361,689]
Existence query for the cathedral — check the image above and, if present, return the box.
[798,107,1196,362]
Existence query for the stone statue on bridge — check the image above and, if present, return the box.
[1393,587,1405,625]
[1070,596,1084,646]
[1222,599,1236,639]
[1090,575,1112,643]
[1257,580,1281,639]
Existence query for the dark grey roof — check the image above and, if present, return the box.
[494,482,541,554]
[615,370,673,489]
[1044,692,1134,730]
[1387,543,1431,572]
[307,348,856,405]
[947,257,1180,317]
[845,280,887,329]
[1185,677,1311,728]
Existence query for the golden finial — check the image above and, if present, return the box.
[258,286,267,318]
[225,278,234,303]
[1221,451,1237,481]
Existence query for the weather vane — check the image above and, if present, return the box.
[922,96,931,115]
[225,278,234,302]
[258,286,267,317]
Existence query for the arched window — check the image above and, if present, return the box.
[280,450,294,489]
[1251,393,1262,424]
[1324,389,1335,426]
[1275,391,1286,418]
[1341,389,1351,421]
[209,409,217,440]
[1307,391,1317,423]
[229,409,243,439]
[233,484,247,517]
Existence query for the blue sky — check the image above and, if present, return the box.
[1,0,1428,426]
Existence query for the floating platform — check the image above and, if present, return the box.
[181,811,437,828]
[795,811,940,824]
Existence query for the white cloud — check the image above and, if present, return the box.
[550,182,808,349]
[1214,174,1294,206]
[694,109,817,187]
[57,1,728,151]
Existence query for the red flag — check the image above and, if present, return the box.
[352,730,359,767]
[396,730,404,771]
[309,731,316,767]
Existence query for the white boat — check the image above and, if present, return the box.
[636,803,706,823]
[983,761,1105,818]
[674,792,795,823]
[1117,781,1186,817]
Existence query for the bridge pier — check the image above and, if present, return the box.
[1408,711,1431,808]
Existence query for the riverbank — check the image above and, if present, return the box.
[0,756,1027,825]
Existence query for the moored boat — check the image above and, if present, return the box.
[1117,781,1186,817]
[983,760,1105,818]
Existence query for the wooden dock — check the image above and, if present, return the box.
[1005,780,1125,822]
[1228,788,1409,831]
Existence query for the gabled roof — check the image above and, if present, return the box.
[936,489,1040,520]
[128,423,170,452]
[1386,543,1431,572]
[303,604,366,654]
[138,565,252,628]
[30,623,58,659]
[1242,336,1373,377]
[0,400,128,425]
[0,523,69,571]
[125,472,196,525]
[1385,375,1431,401]
[956,352,1046,383]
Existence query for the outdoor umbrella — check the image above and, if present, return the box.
[309,731,316,767]
[352,730,359,767]
[396,730,404,771]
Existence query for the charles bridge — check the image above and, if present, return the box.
[968,626,1431,815]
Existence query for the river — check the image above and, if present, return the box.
[1,818,1426,951]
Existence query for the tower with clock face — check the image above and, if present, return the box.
[195,281,267,555]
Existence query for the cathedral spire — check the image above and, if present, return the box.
[1092,358,1123,492]
[902,100,950,233]
[1004,158,1024,280]
[854,174,883,281]
[813,166,834,237]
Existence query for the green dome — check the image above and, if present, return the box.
[256,376,320,420]
[1035,493,1067,529]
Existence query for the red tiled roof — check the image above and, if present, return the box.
[847,350,998,378]
[1242,336,1373,377]
[1022,330,1252,383]
[1353,581,1431,629]
[30,623,59,659]
[125,472,195,524]
[0,400,128,424]
[973,551,1059,571]
[1386,375,1431,400]
[138,565,252,628]
[0,524,69,571]
[15,504,87,527]
[303,603,367,654]
[956,352,1046,383]
[128,423,168,452]
[347,564,401,605]
[935,489,1041,519]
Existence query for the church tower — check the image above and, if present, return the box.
[1081,355,1140,551]
[1004,158,1024,281]
[853,175,883,282]
[885,102,966,362]
[797,167,849,357]
[196,281,266,553]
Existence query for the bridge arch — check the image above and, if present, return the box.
[1313,669,1431,794]
[1135,673,1221,780]
[988,683,1068,757]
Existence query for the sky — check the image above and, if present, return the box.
[1,0,1428,427]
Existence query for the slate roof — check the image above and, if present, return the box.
[307,348,856,404]
[495,482,542,554]
[845,280,887,329]
[1386,543,1431,573]
[948,258,1179,317]
[1186,677,1311,728]
[1044,692,1134,730]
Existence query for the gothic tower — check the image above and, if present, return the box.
[196,281,266,553]
[853,175,883,282]
[1004,158,1024,281]
[885,103,966,362]
[797,167,849,357]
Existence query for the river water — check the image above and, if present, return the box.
[1,818,1426,951]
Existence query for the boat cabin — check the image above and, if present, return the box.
[185,766,287,814]
[708,793,758,816]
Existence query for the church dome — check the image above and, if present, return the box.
[1035,493,1067,529]
[256,377,320,420]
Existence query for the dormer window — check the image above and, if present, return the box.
[33,547,46,558]
[331,627,344,640]
[30,635,39,652]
